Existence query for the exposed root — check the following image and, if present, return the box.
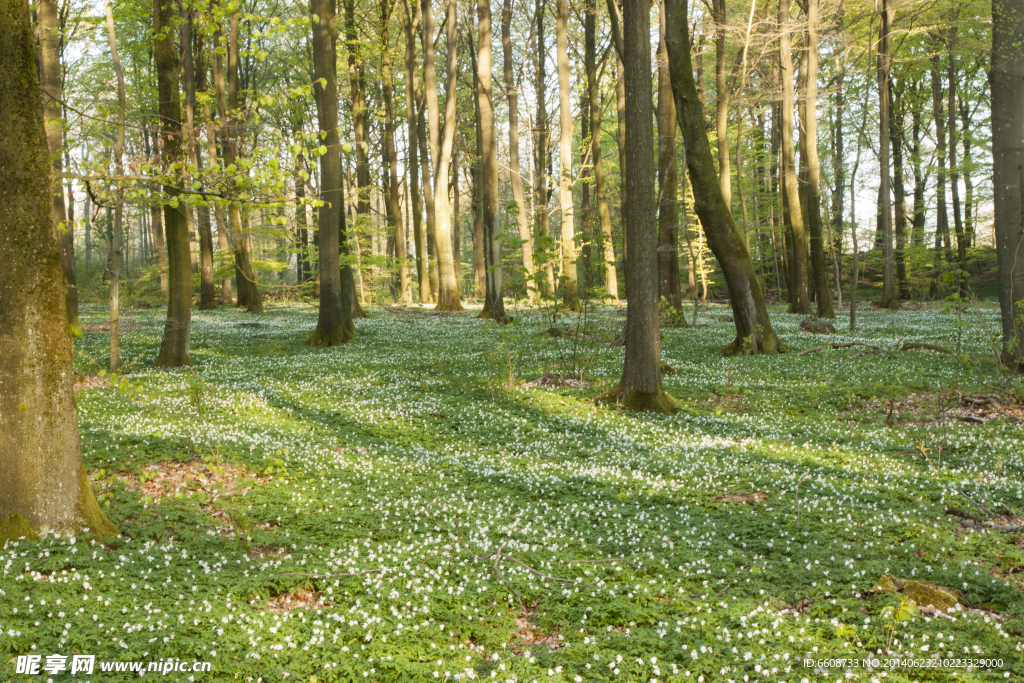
[305,325,352,348]
[721,333,790,355]
[595,383,678,414]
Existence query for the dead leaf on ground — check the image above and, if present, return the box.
[268,588,330,612]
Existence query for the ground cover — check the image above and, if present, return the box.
[2,302,1022,682]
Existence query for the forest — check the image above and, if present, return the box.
[2,0,1024,678]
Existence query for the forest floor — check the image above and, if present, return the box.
[3,301,1023,682]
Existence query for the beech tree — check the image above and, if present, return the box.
[0,0,114,543]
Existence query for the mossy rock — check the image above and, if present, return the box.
[872,573,965,610]
[0,514,38,546]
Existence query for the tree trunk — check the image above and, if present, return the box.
[534,0,555,297]
[181,6,216,310]
[712,0,730,210]
[877,0,896,308]
[909,84,927,247]
[38,0,79,334]
[656,3,680,310]
[959,94,975,249]
[307,0,354,346]
[226,13,260,312]
[830,57,845,308]
[105,0,127,370]
[295,149,309,285]
[346,0,372,310]
[502,0,537,304]
[0,0,115,543]
[154,0,192,367]
[612,0,674,413]
[585,0,617,301]
[401,0,429,302]
[929,49,951,297]
[778,0,809,314]
[421,0,462,310]
[665,0,786,354]
[477,0,504,319]
[890,78,910,300]
[991,0,1024,365]
[382,0,411,304]
[947,39,968,295]
[802,0,833,317]
[555,0,579,310]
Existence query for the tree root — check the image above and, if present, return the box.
[305,325,352,348]
[595,383,678,414]
[721,333,790,355]
[798,342,886,355]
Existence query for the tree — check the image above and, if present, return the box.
[656,0,680,310]
[381,0,411,304]
[556,0,580,311]
[534,0,555,297]
[478,0,505,318]
[606,0,675,412]
[401,0,429,302]
[38,0,78,334]
[991,0,1024,365]
[502,0,537,304]
[154,0,193,368]
[778,0,809,314]
[307,0,355,346]
[105,0,126,370]
[877,0,896,308]
[664,0,787,354]
[0,0,115,543]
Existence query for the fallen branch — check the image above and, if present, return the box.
[901,342,953,354]
[797,342,885,355]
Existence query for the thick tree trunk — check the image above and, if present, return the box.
[830,57,845,308]
[778,0,809,314]
[991,0,1024,364]
[585,0,617,301]
[555,0,579,310]
[477,0,504,319]
[0,0,115,543]
[656,4,680,310]
[346,0,372,311]
[502,0,537,304]
[611,0,674,413]
[153,0,193,367]
[307,0,354,346]
[802,0,834,317]
[534,0,555,297]
[665,0,786,354]
[909,84,927,247]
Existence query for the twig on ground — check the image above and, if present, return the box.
[257,568,384,587]
[956,491,999,519]
[798,342,885,355]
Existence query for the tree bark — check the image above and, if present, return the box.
[421,0,462,310]
[38,0,79,333]
[612,0,674,412]
[802,0,833,317]
[502,0,537,304]
[657,2,680,310]
[712,0,730,210]
[105,0,127,370]
[877,0,895,308]
[534,0,555,297]
[778,0,809,314]
[382,0,411,304]
[947,38,968,295]
[929,48,951,298]
[665,0,786,354]
[346,0,372,311]
[307,0,354,346]
[153,0,193,367]
[0,0,116,543]
[585,0,618,301]
[555,0,579,310]
[478,0,504,319]
[991,0,1024,364]
[890,78,910,300]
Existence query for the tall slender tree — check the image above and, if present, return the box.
[478,0,505,318]
[105,0,126,370]
[556,0,580,310]
[307,0,354,346]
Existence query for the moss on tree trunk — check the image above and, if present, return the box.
[0,0,115,541]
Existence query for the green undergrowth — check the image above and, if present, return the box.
[2,302,1022,682]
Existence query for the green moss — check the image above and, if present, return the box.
[76,463,117,541]
[0,514,38,545]
[305,325,352,348]
[873,573,965,610]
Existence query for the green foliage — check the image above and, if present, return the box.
[3,302,1022,681]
